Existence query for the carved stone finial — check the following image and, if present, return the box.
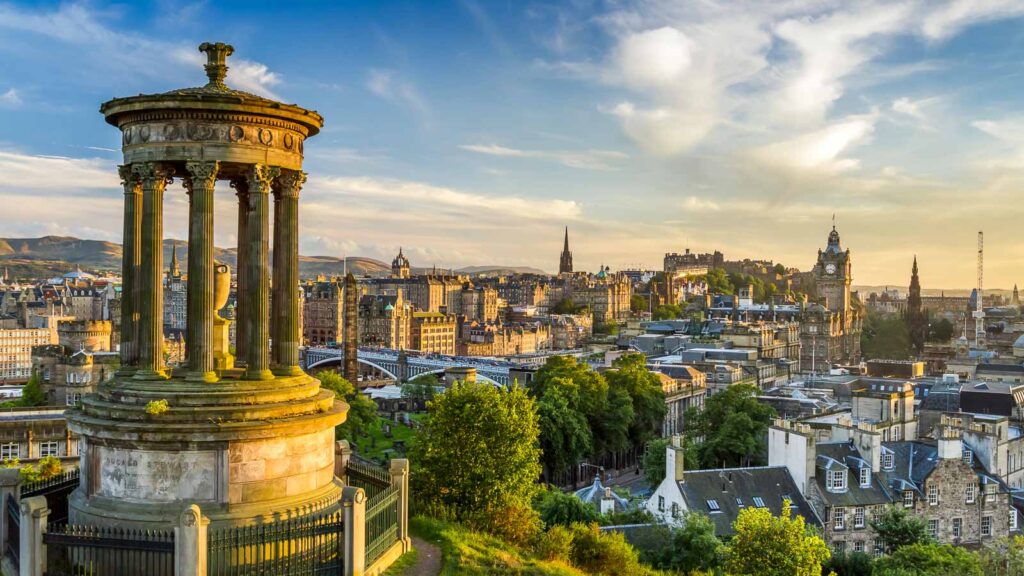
[198,42,235,89]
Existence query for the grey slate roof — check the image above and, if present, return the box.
[813,442,891,507]
[678,466,820,536]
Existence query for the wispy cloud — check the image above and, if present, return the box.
[460,143,628,170]
[0,89,21,108]
[366,69,432,128]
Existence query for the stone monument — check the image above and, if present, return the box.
[66,42,348,529]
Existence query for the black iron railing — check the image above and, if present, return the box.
[346,461,391,500]
[43,523,175,576]
[365,483,400,566]
[20,469,80,499]
[6,493,19,564]
[207,511,345,575]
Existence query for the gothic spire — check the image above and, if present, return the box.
[563,226,570,252]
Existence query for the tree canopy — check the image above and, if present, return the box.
[317,371,377,443]
[872,542,983,576]
[725,501,830,576]
[869,506,930,553]
[861,312,912,360]
[605,353,666,451]
[683,383,775,468]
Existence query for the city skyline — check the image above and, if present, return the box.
[2,1,1024,288]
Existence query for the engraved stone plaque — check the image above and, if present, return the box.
[97,447,218,502]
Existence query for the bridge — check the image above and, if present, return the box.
[303,347,515,386]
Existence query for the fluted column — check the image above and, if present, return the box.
[272,170,305,375]
[117,165,142,373]
[232,178,249,366]
[184,161,219,382]
[133,163,173,380]
[243,164,274,380]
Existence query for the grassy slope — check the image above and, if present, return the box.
[352,415,420,462]
[411,517,585,576]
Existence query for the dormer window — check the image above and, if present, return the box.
[860,467,870,487]
[882,452,894,470]
[827,469,847,492]
[963,449,973,466]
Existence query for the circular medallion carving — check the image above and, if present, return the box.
[123,129,133,145]
[283,133,294,149]
[228,125,245,142]
[187,123,214,140]
[258,128,274,146]
[163,124,181,141]
[139,126,151,142]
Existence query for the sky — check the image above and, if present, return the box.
[1,1,1024,289]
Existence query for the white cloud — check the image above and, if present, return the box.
[366,69,432,127]
[681,196,720,212]
[0,151,118,190]
[751,113,878,174]
[609,27,693,92]
[892,97,925,120]
[0,89,22,108]
[920,0,1024,39]
[459,143,628,170]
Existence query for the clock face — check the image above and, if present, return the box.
[825,263,837,275]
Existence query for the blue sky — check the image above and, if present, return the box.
[2,1,1024,288]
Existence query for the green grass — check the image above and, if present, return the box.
[351,415,419,462]
[411,517,585,576]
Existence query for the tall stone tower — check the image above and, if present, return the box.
[391,248,411,279]
[906,256,927,355]
[813,225,852,315]
[68,42,347,530]
[559,227,573,275]
[343,272,359,382]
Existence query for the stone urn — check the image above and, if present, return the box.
[214,262,230,317]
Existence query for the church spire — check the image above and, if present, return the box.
[169,244,180,277]
[559,226,573,275]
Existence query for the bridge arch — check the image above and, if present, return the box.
[306,357,399,380]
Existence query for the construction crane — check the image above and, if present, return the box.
[973,231,986,348]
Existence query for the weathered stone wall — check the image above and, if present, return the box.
[227,427,336,505]
[916,458,1010,545]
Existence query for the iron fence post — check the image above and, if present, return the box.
[342,486,365,576]
[19,495,47,576]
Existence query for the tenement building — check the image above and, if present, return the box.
[0,327,55,383]
[66,43,350,532]
[359,292,412,349]
[302,275,345,345]
[411,312,456,354]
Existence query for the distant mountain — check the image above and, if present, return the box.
[0,236,391,280]
[454,265,548,276]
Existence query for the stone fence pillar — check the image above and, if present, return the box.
[342,486,366,576]
[389,459,411,553]
[175,504,209,576]
[335,440,352,479]
[20,495,48,576]
[0,468,20,554]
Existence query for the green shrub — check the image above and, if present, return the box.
[535,525,574,563]
[536,489,598,528]
[144,399,169,416]
[467,504,542,548]
[568,522,650,576]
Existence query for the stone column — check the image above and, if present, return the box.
[0,468,18,554]
[184,161,219,382]
[389,458,411,552]
[117,165,142,372]
[242,164,274,380]
[19,495,48,576]
[272,170,305,375]
[133,163,172,380]
[342,486,366,576]
[174,504,208,576]
[231,178,249,366]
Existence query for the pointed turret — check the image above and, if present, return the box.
[559,226,573,275]
[907,255,926,355]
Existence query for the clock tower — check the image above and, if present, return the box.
[813,225,852,315]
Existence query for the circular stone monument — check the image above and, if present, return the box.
[66,42,347,529]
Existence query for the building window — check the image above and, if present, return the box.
[1012,510,1019,531]
[953,518,962,539]
[658,496,664,512]
[928,485,939,506]
[982,516,993,537]
[882,453,894,470]
[860,467,870,487]
[736,497,744,508]
[854,540,865,553]
[753,497,765,508]
[671,503,679,519]
[65,392,81,406]
[963,449,974,466]
[892,426,901,441]
[928,519,939,539]
[38,441,58,458]
[903,491,914,508]
[873,539,884,557]
[706,499,720,512]
[0,443,18,460]
[834,508,846,530]
[833,541,845,554]
[966,484,976,504]
[854,507,865,528]
[827,469,847,492]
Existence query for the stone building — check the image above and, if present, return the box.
[0,327,54,383]
[457,283,498,323]
[800,226,863,370]
[391,247,411,279]
[364,274,466,314]
[0,407,81,465]
[163,245,187,330]
[411,312,456,354]
[456,321,550,356]
[32,320,116,405]
[651,367,706,436]
[359,292,412,350]
[302,276,344,345]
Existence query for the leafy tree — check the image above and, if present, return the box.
[317,371,378,443]
[401,374,438,402]
[774,263,787,276]
[535,489,598,527]
[20,373,46,407]
[979,535,1024,576]
[552,298,581,314]
[927,318,954,342]
[642,438,668,488]
[861,312,912,360]
[652,304,683,320]
[872,542,982,576]
[605,353,666,451]
[642,512,723,573]
[869,506,930,553]
[410,381,542,535]
[725,501,830,576]
[630,295,647,313]
[826,551,874,576]
[536,380,592,482]
[705,268,734,294]
[568,522,653,576]
[683,383,775,468]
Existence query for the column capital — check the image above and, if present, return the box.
[182,161,220,194]
[274,170,306,198]
[245,164,277,195]
[132,162,174,186]
[117,165,140,192]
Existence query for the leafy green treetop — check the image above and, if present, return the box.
[869,505,931,553]
[725,501,830,576]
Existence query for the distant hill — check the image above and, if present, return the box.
[455,265,548,276]
[0,236,391,280]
